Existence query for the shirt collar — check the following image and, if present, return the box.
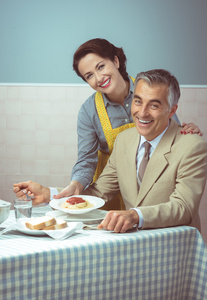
[139,123,169,151]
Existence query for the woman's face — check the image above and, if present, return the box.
[78,53,122,95]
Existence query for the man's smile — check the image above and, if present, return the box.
[138,118,153,124]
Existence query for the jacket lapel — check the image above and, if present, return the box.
[135,119,179,207]
[125,130,141,195]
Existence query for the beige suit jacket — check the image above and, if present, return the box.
[85,119,207,231]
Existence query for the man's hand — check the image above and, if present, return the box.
[98,210,139,233]
[13,181,50,205]
[53,181,84,199]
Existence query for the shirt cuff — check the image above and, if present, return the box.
[71,175,91,190]
[49,187,59,201]
[130,208,144,229]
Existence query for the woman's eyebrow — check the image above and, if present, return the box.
[83,61,104,78]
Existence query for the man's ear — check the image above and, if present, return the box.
[169,104,178,119]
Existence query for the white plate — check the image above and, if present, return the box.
[15,218,77,236]
[16,218,47,236]
[49,195,105,215]
[46,209,107,223]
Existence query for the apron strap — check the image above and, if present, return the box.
[95,76,135,153]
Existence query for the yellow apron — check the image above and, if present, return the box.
[93,78,135,210]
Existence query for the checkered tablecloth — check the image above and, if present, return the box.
[0,208,207,300]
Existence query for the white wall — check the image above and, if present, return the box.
[0,84,207,242]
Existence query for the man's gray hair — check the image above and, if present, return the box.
[134,69,180,108]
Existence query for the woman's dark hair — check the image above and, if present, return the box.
[73,38,129,81]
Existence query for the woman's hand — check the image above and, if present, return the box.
[13,181,50,205]
[53,181,84,199]
[181,122,203,136]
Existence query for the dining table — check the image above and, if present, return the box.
[0,205,207,300]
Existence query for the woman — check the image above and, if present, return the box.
[14,38,202,209]
[53,38,201,210]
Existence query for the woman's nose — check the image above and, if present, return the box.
[95,72,104,83]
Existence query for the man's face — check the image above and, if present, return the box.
[131,80,178,141]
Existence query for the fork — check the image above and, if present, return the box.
[21,189,34,200]
[83,224,100,230]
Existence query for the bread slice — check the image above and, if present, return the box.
[25,216,56,230]
[43,219,67,230]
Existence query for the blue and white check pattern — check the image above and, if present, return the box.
[0,210,207,300]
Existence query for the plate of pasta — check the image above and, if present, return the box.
[49,195,105,214]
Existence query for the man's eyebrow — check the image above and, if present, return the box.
[133,95,141,100]
[149,99,162,105]
[133,95,162,104]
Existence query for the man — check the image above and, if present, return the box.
[13,69,207,233]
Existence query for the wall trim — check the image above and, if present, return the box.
[180,85,207,88]
[0,83,89,87]
[0,83,207,88]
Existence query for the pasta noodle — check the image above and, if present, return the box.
[61,197,94,210]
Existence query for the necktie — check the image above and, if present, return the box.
[138,142,151,185]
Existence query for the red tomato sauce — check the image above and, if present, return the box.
[66,197,86,205]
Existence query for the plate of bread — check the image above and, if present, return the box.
[16,216,68,236]
[50,195,105,214]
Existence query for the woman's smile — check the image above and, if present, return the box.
[99,78,111,88]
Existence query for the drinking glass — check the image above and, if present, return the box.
[14,199,32,220]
